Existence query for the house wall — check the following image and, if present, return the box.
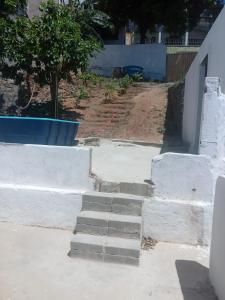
[183,7,225,152]
[210,176,225,300]
[89,44,167,80]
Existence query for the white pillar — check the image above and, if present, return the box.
[158,31,162,44]
[185,31,189,46]
[210,176,225,300]
[199,77,225,159]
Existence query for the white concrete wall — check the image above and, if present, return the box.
[143,198,212,246]
[151,153,214,202]
[183,7,225,151]
[0,143,93,191]
[0,184,82,229]
[147,152,214,245]
[0,144,94,229]
[199,77,225,161]
[89,44,167,80]
[210,176,225,299]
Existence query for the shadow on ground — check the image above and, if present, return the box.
[176,260,218,300]
[22,101,82,121]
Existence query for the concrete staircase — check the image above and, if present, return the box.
[70,192,143,265]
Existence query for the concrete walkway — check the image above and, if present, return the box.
[91,139,161,183]
[0,222,216,300]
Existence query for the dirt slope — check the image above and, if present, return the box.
[21,80,169,143]
[64,82,169,143]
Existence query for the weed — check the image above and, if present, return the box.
[119,75,133,89]
[77,87,89,99]
[78,72,98,87]
[104,80,118,102]
[132,72,144,82]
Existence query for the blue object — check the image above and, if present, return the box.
[123,66,144,76]
[0,116,80,146]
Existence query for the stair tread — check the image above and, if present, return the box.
[78,211,142,224]
[71,233,141,250]
[84,191,145,202]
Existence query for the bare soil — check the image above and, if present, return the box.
[25,79,169,143]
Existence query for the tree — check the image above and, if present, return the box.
[128,0,163,44]
[0,0,26,18]
[96,0,224,43]
[2,0,101,118]
[0,0,26,64]
[162,0,224,37]
[95,0,130,32]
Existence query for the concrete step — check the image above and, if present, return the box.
[82,192,143,216]
[70,233,140,265]
[76,211,142,239]
[98,181,153,197]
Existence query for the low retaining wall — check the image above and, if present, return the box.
[143,198,212,246]
[0,144,94,229]
[0,184,82,229]
[146,152,215,245]
[0,143,93,190]
[210,176,225,299]
[151,153,214,202]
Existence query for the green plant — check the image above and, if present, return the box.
[132,72,144,82]
[0,0,26,18]
[104,79,118,102]
[1,0,102,118]
[76,86,89,100]
[78,71,99,87]
[119,75,133,89]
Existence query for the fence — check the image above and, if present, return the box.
[162,38,204,46]
[166,52,197,82]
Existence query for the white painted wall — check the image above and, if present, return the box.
[0,144,93,191]
[210,176,225,299]
[89,44,167,80]
[183,7,225,152]
[199,77,225,162]
[143,198,212,246]
[151,153,214,202]
[0,144,94,228]
[148,152,215,245]
[0,184,82,229]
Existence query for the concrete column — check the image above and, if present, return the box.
[185,31,189,46]
[158,31,162,44]
[199,77,225,159]
[158,26,163,44]
[210,176,225,300]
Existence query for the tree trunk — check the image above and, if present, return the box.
[140,31,146,44]
[50,72,59,119]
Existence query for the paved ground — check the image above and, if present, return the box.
[91,139,161,183]
[0,222,216,300]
